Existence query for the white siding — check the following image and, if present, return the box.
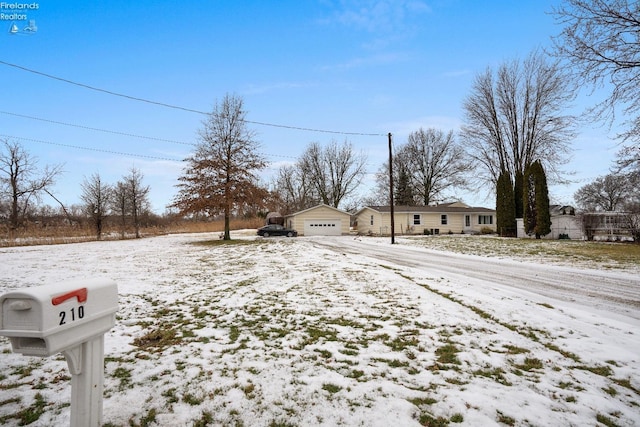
[286,205,351,236]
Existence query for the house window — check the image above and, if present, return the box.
[478,215,493,225]
[413,214,421,225]
[441,215,447,225]
[370,215,374,226]
[465,215,470,227]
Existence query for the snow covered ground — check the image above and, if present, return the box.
[1,233,639,426]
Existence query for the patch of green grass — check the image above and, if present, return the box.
[242,383,256,398]
[229,325,241,343]
[303,326,338,345]
[373,358,410,368]
[314,348,332,359]
[387,335,420,351]
[128,408,157,427]
[435,343,460,365]
[450,413,464,423]
[0,397,21,407]
[444,377,467,385]
[408,236,640,270]
[503,345,529,355]
[612,377,639,393]
[514,357,544,372]
[162,388,179,404]
[348,369,365,379]
[573,364,613,377]
[557,381,572,390]
[545,343,581,362]
[339,348,359,356]
[193,411,214,427]
[409,396,437,406]
[16,392,47,426]
[418,412,449,426]
[112,366,133,391]
[133,325,181,351]
[596,413,621,427]
[473,367,512,386]
[322,383,342,394]
[184,392,204,405]
[269,420,297,427]
[496,410,516,426]
[11,365,35,379]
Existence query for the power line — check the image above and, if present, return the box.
[1,134,182,162]
[1,111,300,160]
[0,132,300,162]
[0,111,195,146]
[0,60,386,137]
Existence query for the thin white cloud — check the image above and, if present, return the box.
[320,52,410,71]
[324,0,431,33]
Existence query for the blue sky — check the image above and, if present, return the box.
[1,0,620,213]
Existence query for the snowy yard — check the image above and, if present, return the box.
[1,233,639,426]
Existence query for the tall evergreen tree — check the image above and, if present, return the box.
[534,162,552,238]
[514,170,524,218]
[523,160,551,239]
[496,172,516,236]
[394,163,414,206]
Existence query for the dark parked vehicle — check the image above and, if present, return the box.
[257,224,298,237]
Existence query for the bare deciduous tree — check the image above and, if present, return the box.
[550,0,640,149]
[0,139,62,235]
[574,173,634,212]
[80,173,112,240]
[298,140,367,209]
[124,167,150,238]
[370,128,471,206]
[172,94,268,240]
[112,181,128,238]
[275,164,319,214]
[402,128,471,205]
[461,51,575,199]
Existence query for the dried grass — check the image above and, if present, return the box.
[0,218,266,248]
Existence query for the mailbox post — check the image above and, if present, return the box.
[0,279,118,427]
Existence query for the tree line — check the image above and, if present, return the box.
[0,137,155,240]
[80,168,150,240]
[1,1,638,242]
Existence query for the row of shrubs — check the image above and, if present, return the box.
[422,227,495,235]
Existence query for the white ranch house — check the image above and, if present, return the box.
[354,202,496,236]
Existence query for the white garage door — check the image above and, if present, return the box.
[304,220,342,236]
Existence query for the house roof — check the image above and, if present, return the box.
[550,205,575,216]
[285,203,352,218]
[361,203,495,214]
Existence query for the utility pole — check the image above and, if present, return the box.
[388,132,395,244]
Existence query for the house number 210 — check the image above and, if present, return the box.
[59,306,85,325]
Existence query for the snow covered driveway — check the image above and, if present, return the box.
[312,236,640,320]
[0,233,638,426]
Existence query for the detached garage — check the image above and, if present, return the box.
[285,204,351,236]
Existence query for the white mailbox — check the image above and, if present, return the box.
[0,279,118,357]
[0,279,118,427]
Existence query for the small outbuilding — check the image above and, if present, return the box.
[516,205,582,239]
[284,204,352,236]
